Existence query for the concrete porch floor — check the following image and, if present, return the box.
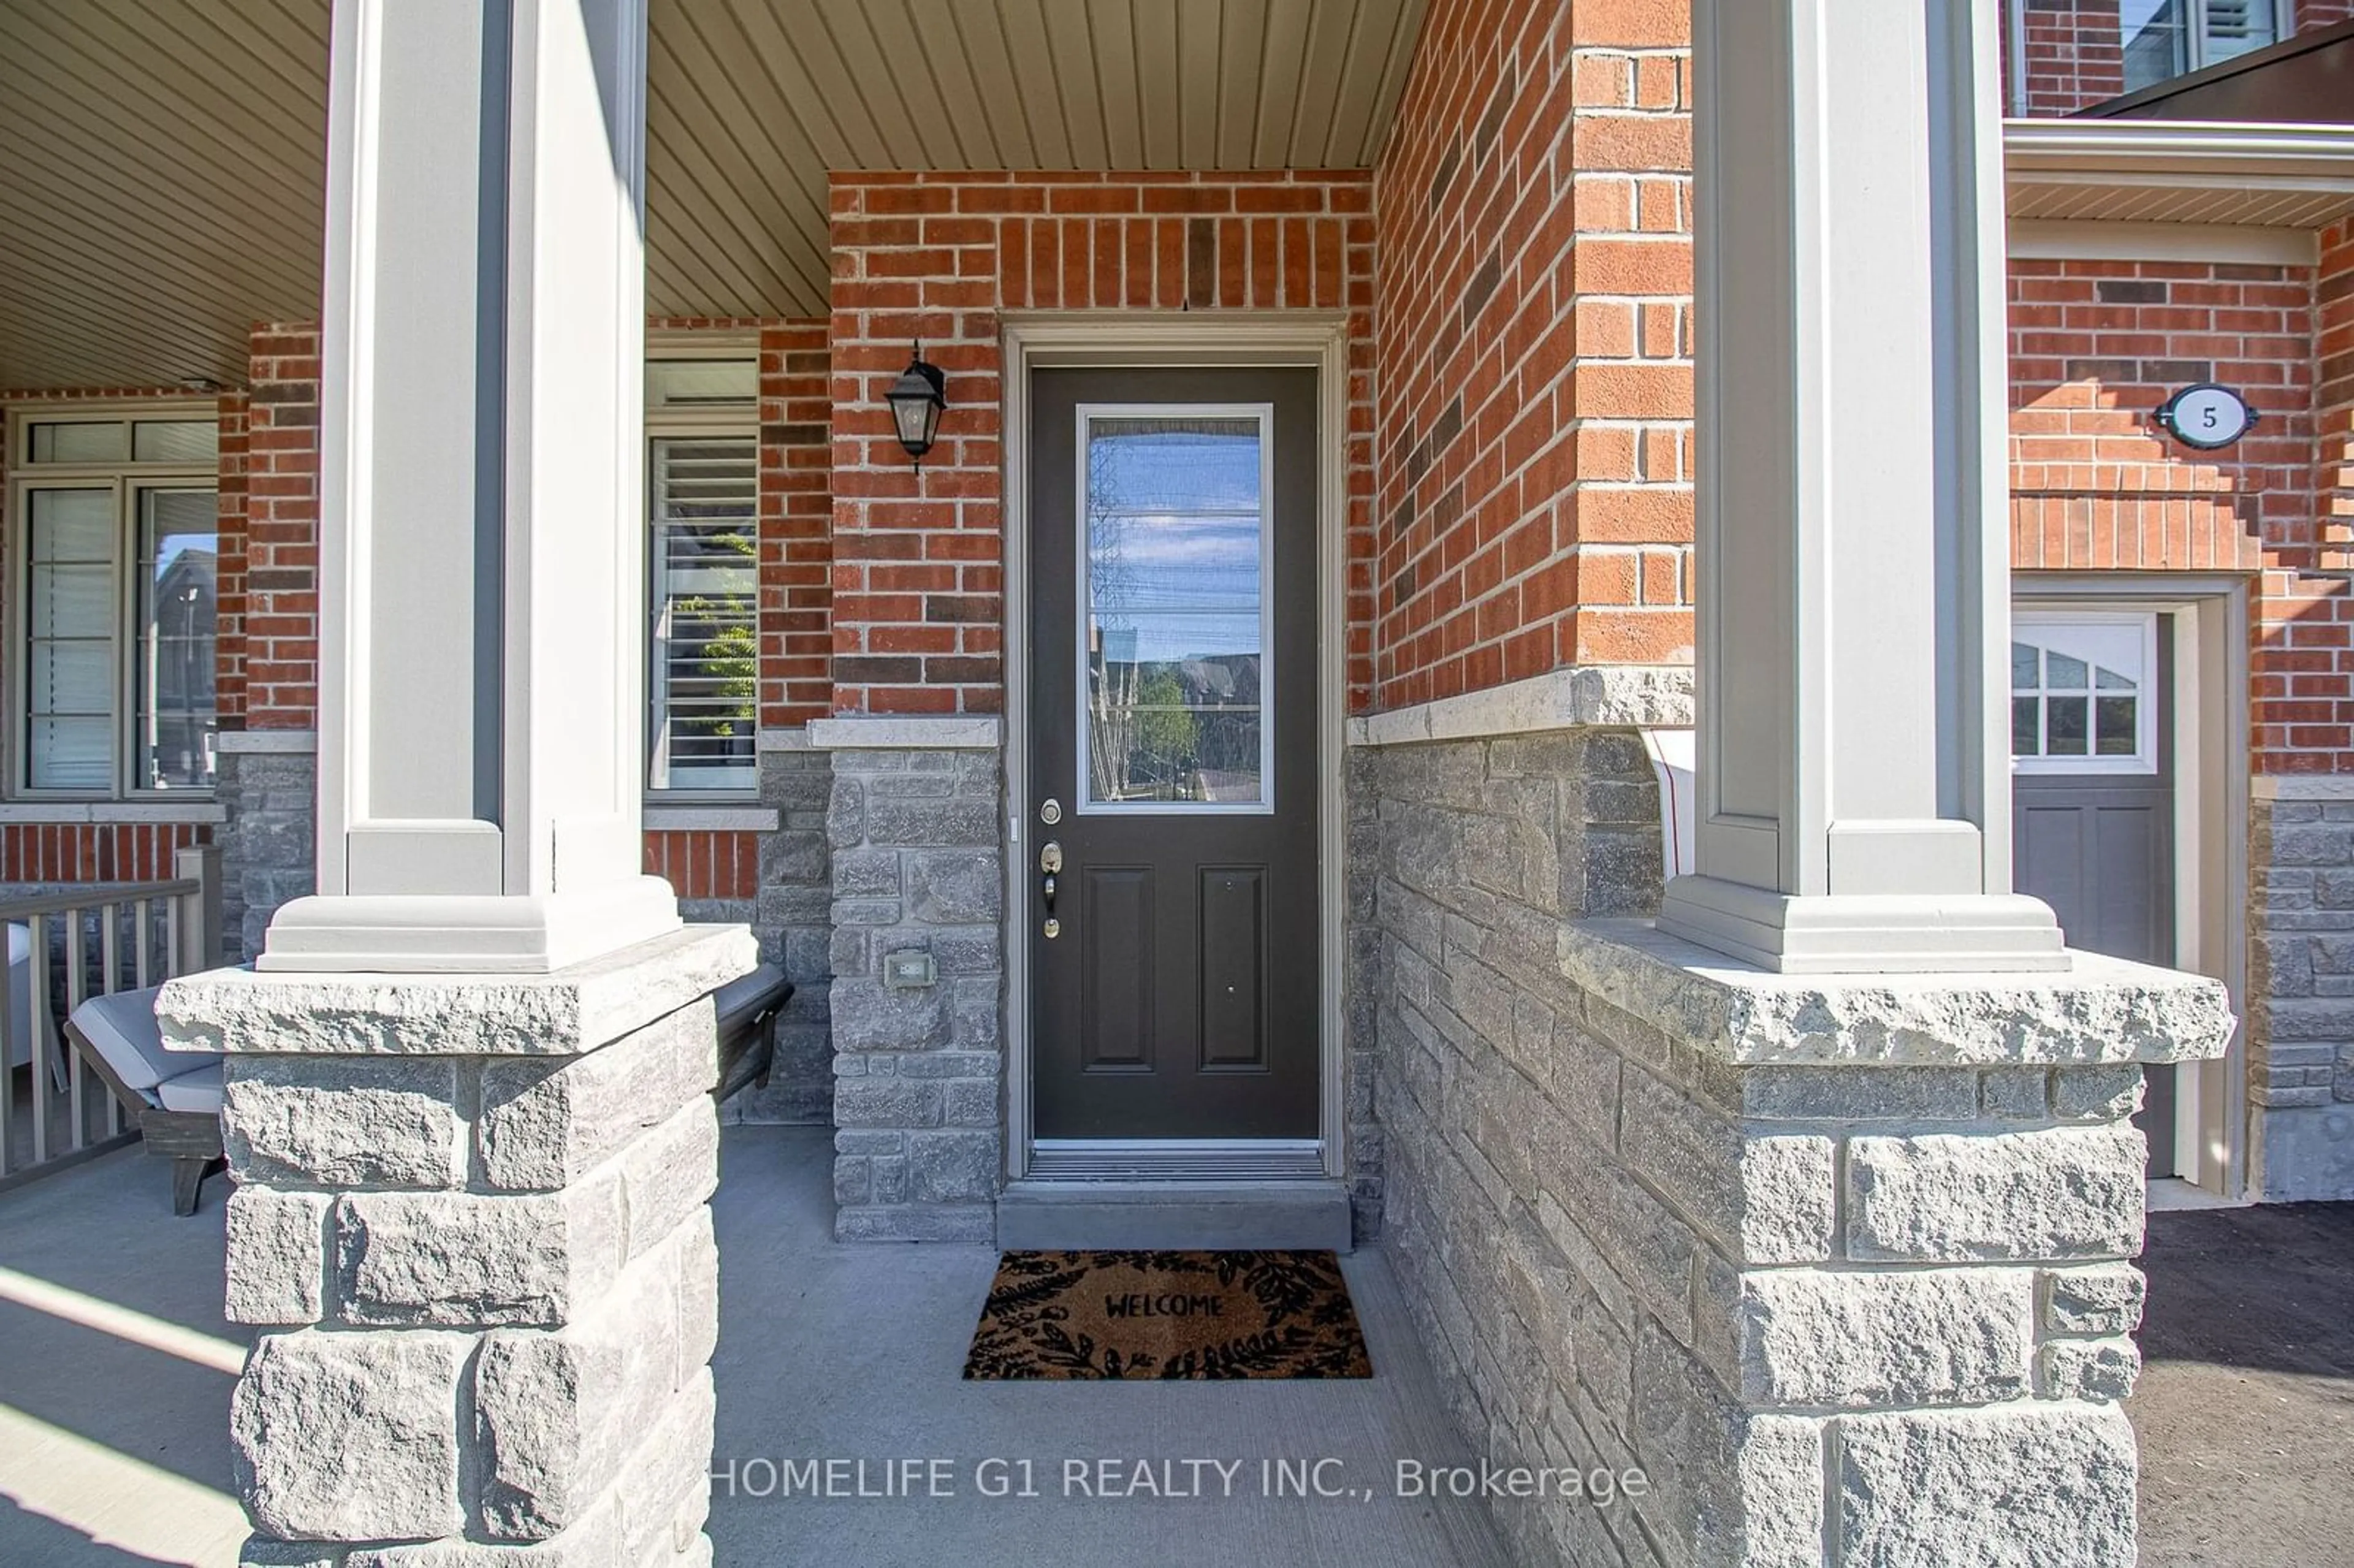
[4,1128,2349,1567]
[0,1126,1511,1567]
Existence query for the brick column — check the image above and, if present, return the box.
[163,925,754,1562]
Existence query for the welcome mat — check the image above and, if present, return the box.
[963,1250,1374,1380]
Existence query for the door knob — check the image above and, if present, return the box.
[1039,842,1062,918]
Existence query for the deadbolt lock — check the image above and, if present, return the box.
[1040,798,1062,825]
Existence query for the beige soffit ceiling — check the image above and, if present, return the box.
[2003,120,2354,229]
[0,0,1427,394]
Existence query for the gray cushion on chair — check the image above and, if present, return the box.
[155,1062,225,1114]
[70,986,222,1099]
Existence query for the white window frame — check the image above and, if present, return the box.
[2011,609,2162,777]
[643,333,760,801]
[4,402,221,801]
[1072,402,1278,818]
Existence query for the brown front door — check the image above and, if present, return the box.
[1028,367,1320,1141]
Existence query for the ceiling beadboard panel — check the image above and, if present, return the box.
[0,0,1425,390]
[2006,178,2354,230]
[650,0,1431,318]
[0,0,329,392]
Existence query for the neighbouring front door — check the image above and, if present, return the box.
[1028,368,1320,1141]
[2011,611,2178,1176]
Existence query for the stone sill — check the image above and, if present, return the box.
[808,715,1002,750]
[2252,775,2354,801]
[1562,918,2235,1068]
[643,805,780,832]
[1347,665,1693,747]
[217,730,317,755]
[0,801,228,825]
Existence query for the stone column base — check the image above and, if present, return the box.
[1547,921,2232,1567]
[161,924,758,1564]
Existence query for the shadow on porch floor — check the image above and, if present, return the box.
[0,1125,1510,1567]
[710,1126,1510,1568]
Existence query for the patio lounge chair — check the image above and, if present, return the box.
[63,987,224,1216]
[713,962,791,1103]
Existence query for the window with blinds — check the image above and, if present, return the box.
[12,410,218,796]
[647,435,759,793]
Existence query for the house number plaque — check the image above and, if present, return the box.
[2155,383,2256,452]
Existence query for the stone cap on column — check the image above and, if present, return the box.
[157,924,758,1059]
[1563,920,2234,1068]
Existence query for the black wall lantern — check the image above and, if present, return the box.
[885,343,948,466]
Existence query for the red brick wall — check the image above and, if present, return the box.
[215,392,251,724]
[1369,0,1692,710]
[761,321,832,726]
[642,829,759,900]
[235,324,321,731]
[2008,255,2351,772]
[2322,218,2354,573]
[827,170,1377,716]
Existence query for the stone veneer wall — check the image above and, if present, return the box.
[2249,793,2354,1199]
[215,749,316,962]
[825,744,1004,1240]
[709,745,834,1125]
[1343,748,1386,1239]
[1371,726,2202,1566]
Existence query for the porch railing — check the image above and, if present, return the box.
[0,843,223,1192]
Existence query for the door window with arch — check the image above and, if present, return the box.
[2011,612,2160,775]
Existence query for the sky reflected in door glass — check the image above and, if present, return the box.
[1083,414,1268,807]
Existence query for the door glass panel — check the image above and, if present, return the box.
[2013,614,2157,772]
[2046,696,2089,755]
[1079,409,1271,812]
[2095,695,2139,755]
[2012,695,2041,756]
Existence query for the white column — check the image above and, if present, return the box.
[259,0,677,973]
[1657,0,2068,973]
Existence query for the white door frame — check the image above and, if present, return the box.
[998,311,1352,1182]
[2015,573,2252,1199]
